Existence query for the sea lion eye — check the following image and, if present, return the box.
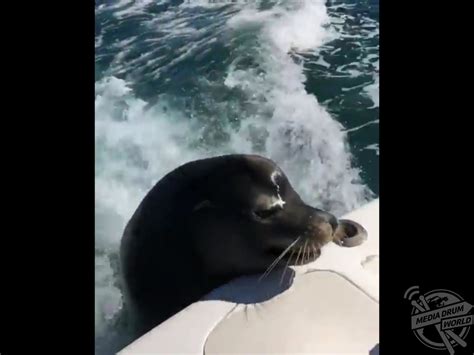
[193,200,213,212]
[254,205,282,219]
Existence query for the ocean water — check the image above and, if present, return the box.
[95,0,379,353]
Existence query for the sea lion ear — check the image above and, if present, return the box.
[193,200,213,212]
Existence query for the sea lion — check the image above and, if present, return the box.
[120,154,343,337]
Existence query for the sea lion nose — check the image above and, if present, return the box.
[312,210,338,234]
[328,215,339,234]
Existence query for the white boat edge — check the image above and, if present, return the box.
[118,198,379,355]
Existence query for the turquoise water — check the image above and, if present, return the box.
[95,0,378,353]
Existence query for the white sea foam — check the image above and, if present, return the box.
[224,0,370,212]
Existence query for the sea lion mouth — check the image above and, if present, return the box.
[266,218,368,269]
[267,238,321,266]
[259,239,320,280]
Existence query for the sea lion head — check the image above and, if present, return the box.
[186,155,338,277]
[120,154,341,335]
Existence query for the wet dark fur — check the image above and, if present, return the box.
[120,154,338,339]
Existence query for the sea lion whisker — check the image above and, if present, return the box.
[294,245,302,266]
[279,247,296,286]
[302,243,306,265]
[259,237,300,281]
[302,239,308,265]
[260,238,298,281]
